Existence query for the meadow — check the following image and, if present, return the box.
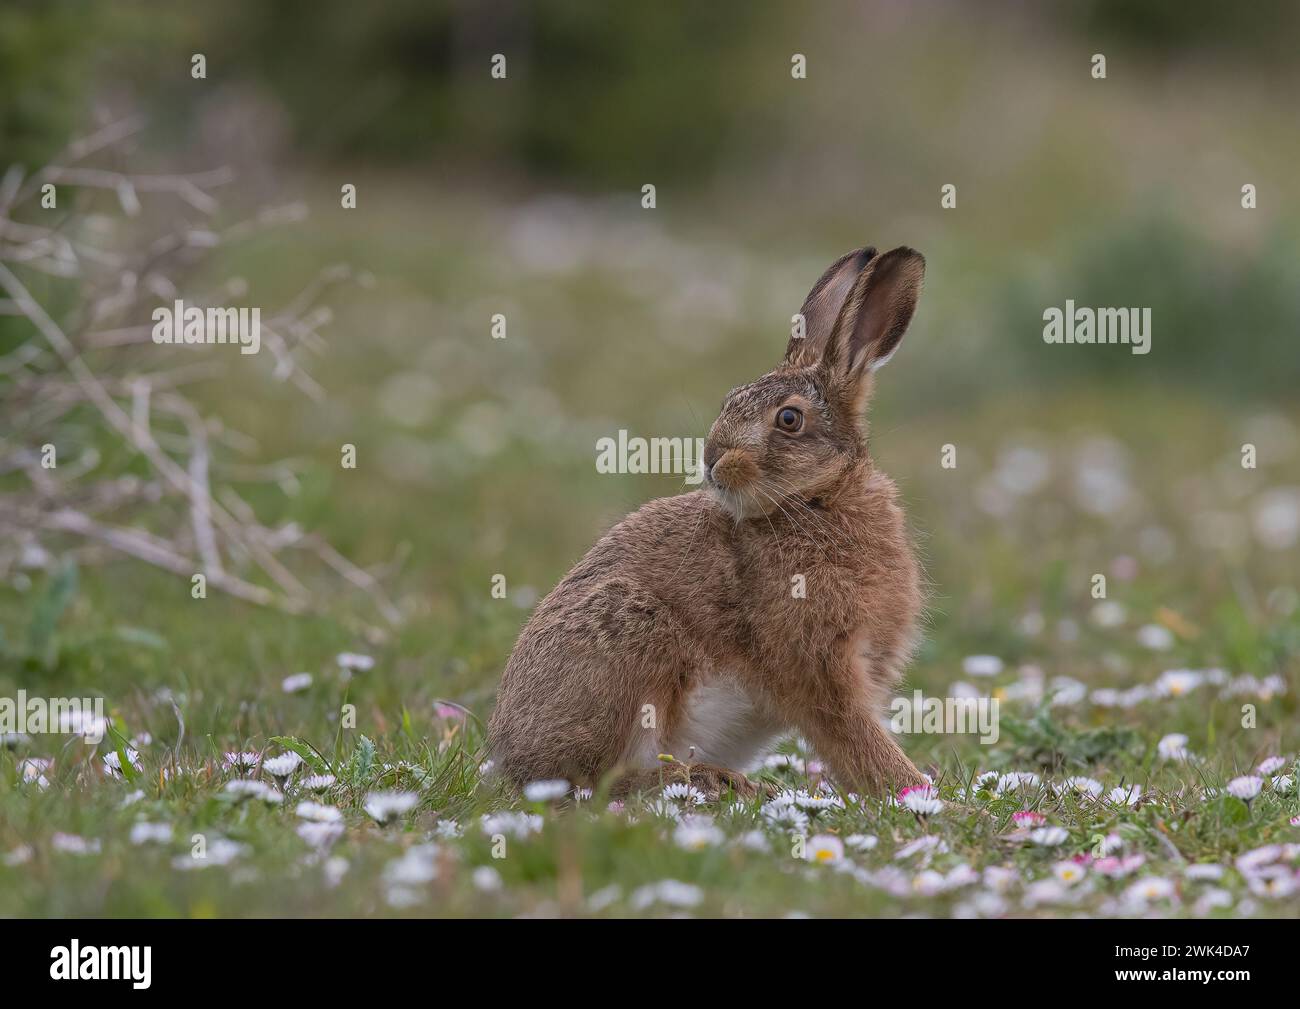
[2,1,1299,919]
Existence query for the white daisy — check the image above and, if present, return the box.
[336,651,375,672]
[301,773,337,791]
[1226,775,1264,801]
[1108,784,1142,806]
[1157,733,1191,761]
[962,655,1004,677]
[805,834,844,864]
[480,811,543,839]
[662,782,707,805]
[295,801,343,823]
[472,866,503,892]
[281,672,313,693]
[1137,625,1175,651]
[262,752,302,779]
[1257,755,1287,776]
[522,778,570,802]
[223,751,261,774]
[674,817,725,851]
[129,822,172,845]
[224,779,284,804]
[363,790,419,824]
[1052,860,1087,884]
[630,879,704,910]
[102,748,141,778]
[1028,826,1069,846]
[297,821,344,848]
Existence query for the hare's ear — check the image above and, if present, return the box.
[821,246,925,377]
[784,247,877,367]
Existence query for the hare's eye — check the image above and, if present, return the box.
[775,406,803,433]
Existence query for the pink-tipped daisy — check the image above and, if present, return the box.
[1012,810,1046,829]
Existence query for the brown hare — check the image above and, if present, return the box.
[489,245,928,801]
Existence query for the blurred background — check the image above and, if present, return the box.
[2,0,1298,726]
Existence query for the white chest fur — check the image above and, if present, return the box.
[659,678,785,772]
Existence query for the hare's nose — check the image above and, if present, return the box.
[702,443,723,483]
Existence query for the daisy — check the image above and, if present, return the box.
[962,655,1004,677]
[364,790,419,824]
[224,779,284,804]
[845,833,878,851]
[3,846,33,867]
[1124,876,1177,905]
[1257,755,1288,776]
[1184,864,1225,881]
[323,856,349,888]
[896,835,948,860]
[1022,879,1070,908]
[1090,601,1127,627]
[1012,810,1046,829]
[1194,888,1235,915]
[1155,668,1202,697]
[223,751,261,774]
[1290,815,1300,827]
[735,830,770,852]
[1052,860,1087,885]
[51,833,101,855]
[480,811,543,839]
[129,822,172,845]
[630,879,704,910]
[262,752,302,780]
[172,837,248,869]
[995,771,1041,795]
[1246,869,1296,900]
[336,651,375,672]
[382,844,439,886]
[301,773,337,791]
[1157,734,1191,761]
[297,821,344,849]
[674,818,725,851]
[1095,832,1123,856]
[1028,826,1069,846]
[434,819,463,839]
[1062,776,1104,797]
[805,834,844,864]
[794,791,844,811]
[900,785,944,815]
[19,757,51,789]
[1108,784,1142,806]
[1093,854,1146,878]
[522,778,570,802]
[102,748,141,778]
[296,801,343,823]
[662,782,707,805]
[1270,775,1294,793]
[472,866,503,892]
[281,672,313,693]
[1137,625,1175,651]
[1226,775,1263,802]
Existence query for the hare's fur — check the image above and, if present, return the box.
[490,246,929,798]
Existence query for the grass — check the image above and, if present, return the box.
[1,179,1298,918]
